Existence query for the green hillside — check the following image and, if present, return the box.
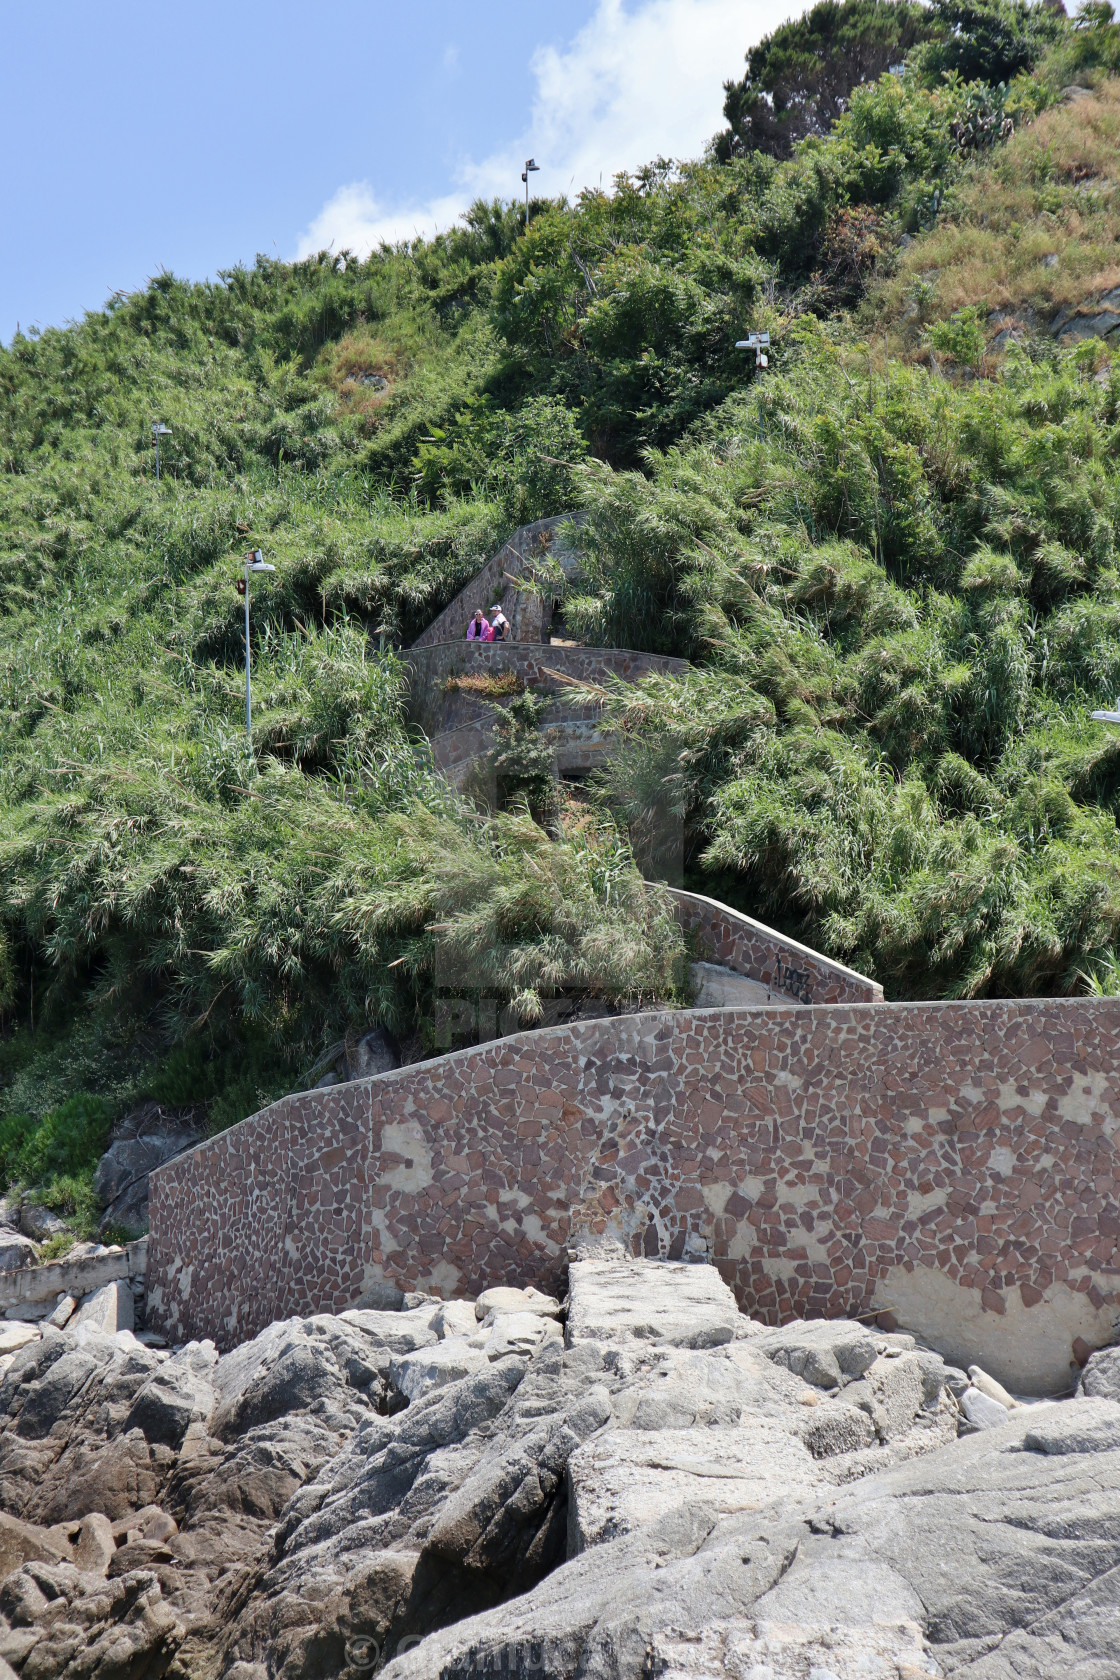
[5,0,1120,1228]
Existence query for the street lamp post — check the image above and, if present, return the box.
[151,421,172,481]
[735,331,771,369]
[236,547,276,744]
[735,333,773,442]
[521,158,540,227]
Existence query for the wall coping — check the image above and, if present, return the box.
[669,887,883,1005]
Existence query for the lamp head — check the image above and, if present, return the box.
[247,547,275,573]
[152,422,172,436]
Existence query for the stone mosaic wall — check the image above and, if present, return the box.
[669,889,884,1007]
[148,996,1120,1391]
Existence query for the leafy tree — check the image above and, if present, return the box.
[915,0,1068,87]
[716,0,935,161]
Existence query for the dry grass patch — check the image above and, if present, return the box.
[443,671,524,699]
[315,330,417,418]
[872,78,1120,350]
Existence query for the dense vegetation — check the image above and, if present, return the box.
[717,0,936,160]
[3,0,1120,1234]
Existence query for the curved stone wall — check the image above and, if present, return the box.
[148,995,1120,1394]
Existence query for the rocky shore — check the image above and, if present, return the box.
[0,1248,1113,1679]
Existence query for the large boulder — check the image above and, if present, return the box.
[377,1398,1120,1680]
[0,1233,37,1275]
[0,1253,1109,1680]
[565,1250,743,1349]
[213,1259,959,1679]
[93,1101,203,1236]
[17,1205,68,1244]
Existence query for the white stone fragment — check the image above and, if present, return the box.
[46,1294,77,1329]
[475,1285,560,1321]
[70,1280,134,1337]
[968,1364,1019,1410]
[390,1337,490,1403]
[483,1312,562,1361]
[0,1322,40,1355]
[961,1386,1014,1431]
[431,1300,478,1339]
[567,1256,741,1349]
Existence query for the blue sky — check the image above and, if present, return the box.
[1,0,790,344]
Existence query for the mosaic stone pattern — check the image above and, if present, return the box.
[148,998,1120,1364]
[669,889,884,1007]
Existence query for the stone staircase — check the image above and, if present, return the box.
[401,514,880,1010]
[403,514,688,789]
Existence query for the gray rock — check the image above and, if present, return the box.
[346,1029,399,1081]
[1051,288,1120,342]
[71,1280,134,1337]
[0,1258,1111,1680]
[208,1315,394,1440]
[431,1300,478,1339]
[566,1254,744,1349]
[960,1385,1012,1431]
[125,1340,218,1448]
[93,1100,202,1236]
[378,1398,1120,1680]
[45,1295,77,1330]
[390,1338,489,1403]
[481,1312,561,1361]
[568,1417,821,1551]
[476,1286,560,1321]
[350,1281,406,1312]
[1022,1399,1120,1455]
[0,1563,184,1677]
[1078,1343,1120,1403]
[750,1319,878,1390]
[0,1233,37,1274]
[18,1204,68,1243]
[73,1511,115,1576]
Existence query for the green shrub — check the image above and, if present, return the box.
[928,307,986,368]
[0,1095,112,1188]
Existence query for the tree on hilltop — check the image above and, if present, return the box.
[716,0,934,161]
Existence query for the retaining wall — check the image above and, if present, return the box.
[404,643,687,739]
[148,996,1120,1393]
[410,516,583,649]
[670,889,883,1007]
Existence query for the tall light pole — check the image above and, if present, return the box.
[236,547,275,744]
[736,332,773,443]
[151,421,172,481]
[521,158,540,227]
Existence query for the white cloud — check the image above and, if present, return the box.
[294,0,793,258]
[296,183,470,257]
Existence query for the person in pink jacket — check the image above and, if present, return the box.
[466,609,490,641]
